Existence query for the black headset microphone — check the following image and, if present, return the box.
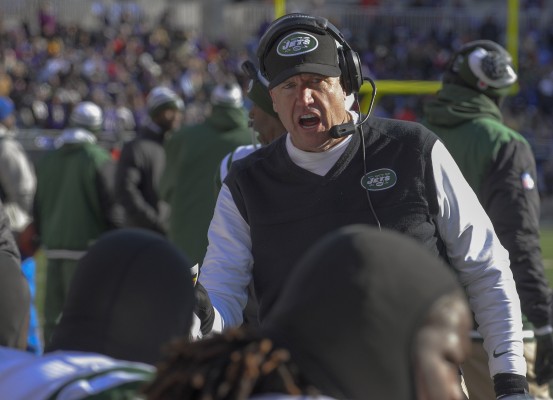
[328,76,377,139]
[328,121,357,139]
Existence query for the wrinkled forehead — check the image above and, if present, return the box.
[270,73,341,89]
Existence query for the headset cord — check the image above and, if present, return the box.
[357,77,381,231]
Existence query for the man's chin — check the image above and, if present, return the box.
[300,137,341,153]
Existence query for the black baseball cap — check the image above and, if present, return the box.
[263,29,341,89]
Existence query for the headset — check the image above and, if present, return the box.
[257,13,363,96]
[257,13,377,139]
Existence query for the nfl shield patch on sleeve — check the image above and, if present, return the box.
[521,172,535,190]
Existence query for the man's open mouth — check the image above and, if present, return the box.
[299,113,320,128]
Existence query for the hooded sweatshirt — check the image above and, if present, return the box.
[261,224,461,400]
[46,228,195,365]
[423,83,551,329]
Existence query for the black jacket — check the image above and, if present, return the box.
[115,124,169,234]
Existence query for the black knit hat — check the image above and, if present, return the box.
[264,29,341,89]
[262,224,462,400]
[46,229,195,365]
[444,40,517,98]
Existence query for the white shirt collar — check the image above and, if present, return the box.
[285,110,358,176]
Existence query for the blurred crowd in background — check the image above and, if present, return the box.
[1,0,553,192]
[0,1,249,141]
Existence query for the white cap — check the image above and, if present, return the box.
[70,101,103,131]
[146,86,184,116]
[210,83,243,108]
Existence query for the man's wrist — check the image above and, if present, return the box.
[493,373,529,399]
[534,325,553,336]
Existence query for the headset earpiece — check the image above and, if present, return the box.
[257,13,363,95]
[338,45,363,95]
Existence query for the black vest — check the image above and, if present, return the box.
[226,116,443,320]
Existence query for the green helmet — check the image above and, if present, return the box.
[444,40,517,98]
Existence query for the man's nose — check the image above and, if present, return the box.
[298,87,314,105]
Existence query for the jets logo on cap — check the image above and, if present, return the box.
[277,32,318,57]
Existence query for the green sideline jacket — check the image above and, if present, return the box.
[34,141,116,251]
[160,104,252,265]
[423,83,552,331]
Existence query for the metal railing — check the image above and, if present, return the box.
[16,129,135,164]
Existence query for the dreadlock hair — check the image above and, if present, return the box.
[142,326,321,400]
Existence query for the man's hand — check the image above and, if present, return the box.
[194,282,214,336]
[535,328,553,385]
[17,221,40,258]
